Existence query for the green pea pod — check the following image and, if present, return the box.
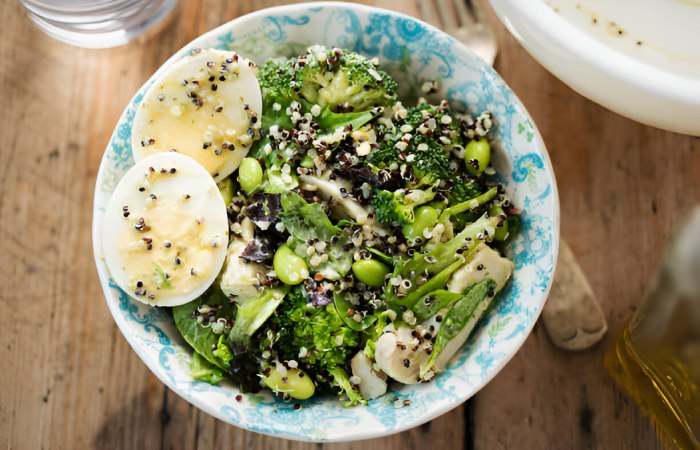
[367,247,400,267]
[388,258,464,310]
[229,286,290,348]
[333,292,377,331]
[412,289,463,322]
[420,279,496,378]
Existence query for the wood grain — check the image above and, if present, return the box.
[2,0,698,449]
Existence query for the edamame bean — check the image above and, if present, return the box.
[273,245,309,285]
[238,157,263,194]
[263,366,315,400]
[403,205,439,240]
[216,178,233,206]
[464,139,491,176]
[352,259,391,288]
[490,206,509,241]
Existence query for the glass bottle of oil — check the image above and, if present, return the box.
[606,207,700,449]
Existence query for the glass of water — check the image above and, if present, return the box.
[20,0,179,49]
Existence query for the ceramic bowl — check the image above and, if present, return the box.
[92,2,558,442]
[490,0,700,136]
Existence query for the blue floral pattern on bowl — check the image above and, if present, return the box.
[92,2,559,442]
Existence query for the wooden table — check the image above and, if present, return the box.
[2,0,698,448]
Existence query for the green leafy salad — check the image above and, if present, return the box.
[173,45,519,406]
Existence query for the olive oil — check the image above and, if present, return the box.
[607,324,699,449]
[607,208,700,449]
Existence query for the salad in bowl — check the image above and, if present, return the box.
[93,2,557,441]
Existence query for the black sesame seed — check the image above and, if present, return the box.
[403,359,411,368]
[211,84,218,91]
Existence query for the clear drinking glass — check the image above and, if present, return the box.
[19,0,179,49]
[606,207,700,449]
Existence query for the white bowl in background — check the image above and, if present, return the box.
[490,0,700,136]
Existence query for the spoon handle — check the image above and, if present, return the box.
[541,238,608,350]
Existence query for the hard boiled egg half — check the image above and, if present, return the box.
[131,48,262,182]
[102,152,229,307]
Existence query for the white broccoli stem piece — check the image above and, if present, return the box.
[447,243,514,294]
[374,325,431,384]
[350,351,387,400]
[219,218,263,303]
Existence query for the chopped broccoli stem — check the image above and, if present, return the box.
[439,187,498,223]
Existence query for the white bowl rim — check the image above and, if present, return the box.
[92,1,560,441]
[494,0,700,105]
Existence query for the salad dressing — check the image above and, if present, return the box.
[102,152,229,307]
[118,204,223,301]
[131,49,262,181]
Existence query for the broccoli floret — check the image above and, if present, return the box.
[371,188,435,225]
[366,136,451,187]
[267,287,362,403]
[301,48,397,112]
[449,177,485,203]
[366,103,495,203]
[258,58,298,99]
[259,46,397,113]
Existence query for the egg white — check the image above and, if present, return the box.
[102,152,229,307]
[131,48,263,182]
